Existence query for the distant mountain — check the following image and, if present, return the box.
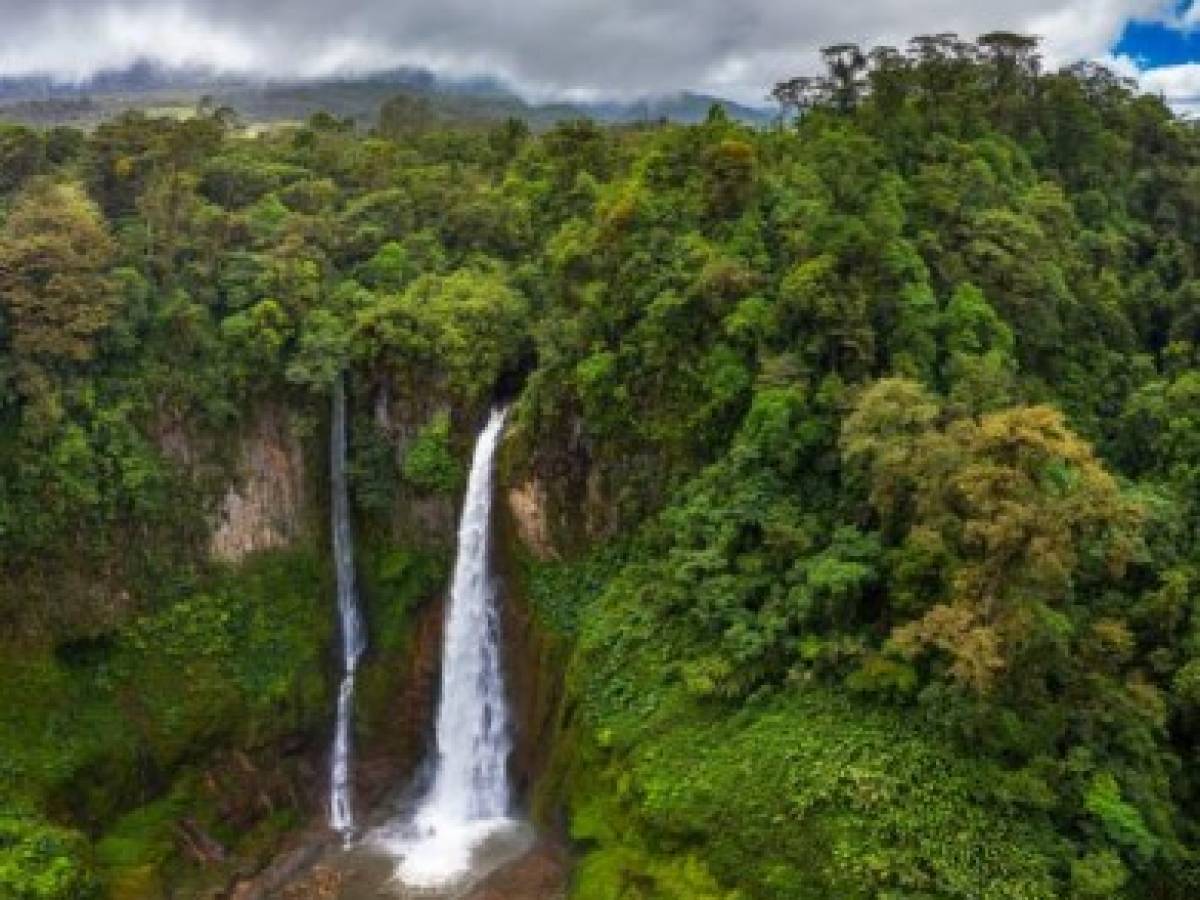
[0,59,773,128]
[0,60,247,100]
[585,91,774,124]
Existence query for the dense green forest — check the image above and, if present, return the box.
[3,30,1200,899]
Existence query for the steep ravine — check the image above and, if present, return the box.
[209,388,465,899]
[21,387,467,900]
[256,410,574,900]
[28,387,581,900]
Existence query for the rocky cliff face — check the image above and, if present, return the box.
[501,574,571,827]
[499,411,628,559]
[496,461,573,829]
[373,381,460,549]
[156,402,312,564]
[356,594,446,807]
[164,382,461,565]
[209,407,309,563]
[506,478,558,562]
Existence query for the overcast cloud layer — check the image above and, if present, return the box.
[0,0,1194,105]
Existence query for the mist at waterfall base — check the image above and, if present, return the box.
[370,407,526,889]
[330,374,366,834]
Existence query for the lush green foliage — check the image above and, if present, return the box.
[0,551,329,896]
[0,816,99,900]
[506,34,1200,900]
[528,550,1064,899]
[355,542,450,744]
[401,411,462,495]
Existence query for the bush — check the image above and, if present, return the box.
[402,412,462,495]
[0,816,99,900]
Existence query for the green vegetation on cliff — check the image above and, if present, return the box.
[0,551,329,896]
[525,545,1069,899]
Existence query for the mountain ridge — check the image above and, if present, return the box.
[0,58,773,127]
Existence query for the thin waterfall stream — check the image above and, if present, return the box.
[330,373,366,834]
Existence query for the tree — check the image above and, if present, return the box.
[977,32,1041,134]
[0,180,118,400]
[821,43,869,112]
[778,254,874,379]
[957,204,1069,372]
[843,379,1142,690]
[703,138,757,218]
[977,32,1041,89]
[0,124,45,194]
[136,170,211,284]
[865,45,911,119]
[940,282,1017,412]
[771,75,830,119]
[377,93,438,139]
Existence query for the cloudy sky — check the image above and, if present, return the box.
[0,1,1197,108]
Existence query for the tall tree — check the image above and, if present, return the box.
[0,180,119,396]
[843,379,1142,690]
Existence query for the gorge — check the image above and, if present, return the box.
[265,404,541,899]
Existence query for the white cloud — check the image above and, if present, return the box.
[1101,15,1200,116]
[1137,60,1200,113]
[0,5,258,81]
[1030,0,1167,64]
[0,0,1185,102]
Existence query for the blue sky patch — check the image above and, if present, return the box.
[1115,5,1200,67]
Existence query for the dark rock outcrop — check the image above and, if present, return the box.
[356,593,446,811]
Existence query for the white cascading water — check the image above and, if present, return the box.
[330,374,366,834]
[377,407,516,887]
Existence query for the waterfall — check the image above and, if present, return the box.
[376,407,518,887]
[329,374,366,834]
[422,406,512,822]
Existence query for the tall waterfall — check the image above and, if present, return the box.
[329,374,366,834]
[379,407,517,887]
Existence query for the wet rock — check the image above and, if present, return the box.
[494,491,572,828]
[356,593,445,812]
[278,865,342,900]
[199,746,314,833]
[463,842,569,900]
